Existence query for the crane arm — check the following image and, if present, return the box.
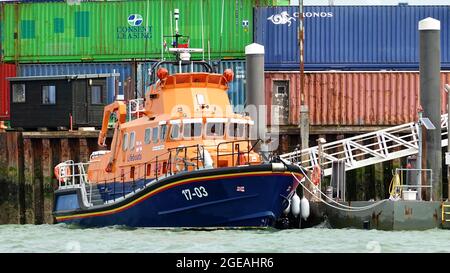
[98,101,127,147]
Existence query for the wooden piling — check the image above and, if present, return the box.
[23,139,35,223]
[33,140,44,224]
[79,138,90,163]
[3,132,25,224]
[0,131,108,224]
[2,132,25,224]
[42,139,55,224]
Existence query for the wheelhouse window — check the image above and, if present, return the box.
[228,122,246,139]
[42,85,56,105]
[122,133,128,151]
[91,85,102,104]
[183,122,202,139]
[129,131,136,151]
[159,124,168,142]
[144,128,152,144]
[206,122,225,138]
[12,84,26,103]
[170,123,181,140]
[152,127,159,144]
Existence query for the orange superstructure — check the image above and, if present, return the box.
[87,67,261,184]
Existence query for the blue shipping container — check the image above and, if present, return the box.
[254,6,450,70]
[137,60,246,111]
[18,62,134,103]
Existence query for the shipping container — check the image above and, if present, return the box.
[2,0,253,62]
[18,62,134,103]
[255,6,450,70]
[0,63,16,120]
[265,71,450,126]
[137,59,246,110]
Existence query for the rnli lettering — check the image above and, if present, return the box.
[127,153,142,162]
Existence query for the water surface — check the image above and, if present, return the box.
[1,223,449,253]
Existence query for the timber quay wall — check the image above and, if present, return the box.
[0,131,110,224]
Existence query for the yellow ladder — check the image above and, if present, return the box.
[442,204,450,222]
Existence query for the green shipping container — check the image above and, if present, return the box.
[3,0,253,62]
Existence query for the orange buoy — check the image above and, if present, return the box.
[54,163,71,184]
[157,67,169,80]
[223,69,234,82]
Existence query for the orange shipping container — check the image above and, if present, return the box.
[0,63,16,120]
[265,71,450,126]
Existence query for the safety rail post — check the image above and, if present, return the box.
[122,175,125,198]
[247,140,251,165]
[197,145,200,170]
[216,147,220,167]
[144,163,147,186]
[236,143,241,166]
[113,177,116,202]
[184,147,188,171]
[104,179,107,198]
[168,151,172,175]
[232,142,235,167]
[202,145,205,169]
[155,156,158,181]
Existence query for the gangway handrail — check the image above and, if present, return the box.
[280,113,448,177]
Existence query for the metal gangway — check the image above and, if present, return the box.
[280,114,449,177]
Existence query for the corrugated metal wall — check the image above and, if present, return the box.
[255,6,450,70]
[137,60,246,110]
[0,63,16,120]
[265,71,450,126]
[2,0,253,62]
[18,62,134,103]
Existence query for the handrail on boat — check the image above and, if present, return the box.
[67,139,262,205]
[56,160,92,207]
[217,139,261,166]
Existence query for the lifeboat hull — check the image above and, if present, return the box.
[53,164,302,228]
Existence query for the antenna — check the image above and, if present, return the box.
[174,8,179,35]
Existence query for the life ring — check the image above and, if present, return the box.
[311,165,321,186]
[54,163,71,184]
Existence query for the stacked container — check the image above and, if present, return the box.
[2,0,253,62]
[0,63,16,121]
[1,0,252,119]
[254,5,450,129]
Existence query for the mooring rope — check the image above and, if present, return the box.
[292,169,388,212]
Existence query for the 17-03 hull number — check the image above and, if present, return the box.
[182,186,208,200]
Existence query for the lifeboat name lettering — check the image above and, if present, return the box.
[127,154,142,162]
[182,186,208,201]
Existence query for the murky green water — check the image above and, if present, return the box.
[0,223,449,253]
